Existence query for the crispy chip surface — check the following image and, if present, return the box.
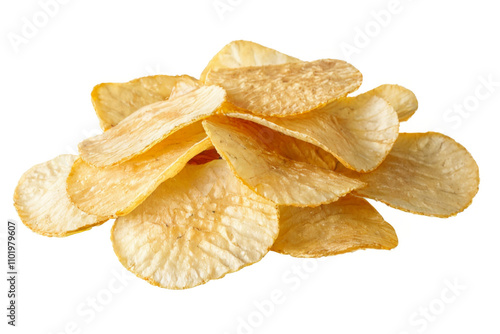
[188,148,221,165]
[228,91,399,172]
[79,85,226,167]
[111,160,279,289]
[13,155,107,237]
[68,123,211,218]
[203,117,364,206]
[272,196,398,257]
[200,40,300,81]
[92,75,199,130]
[371,84,418,121]
[205,59,362,117]
[340,132,479,217]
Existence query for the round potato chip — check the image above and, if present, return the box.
[92,75,199,130]
[200,40,300,81]
[67,123,211,218]
[228,91,399,172]
[272,195,398,257]
[79,85,226,167]
[111,160,279,289]
[371,84,418,121]
[203,117,364,207]
[13,155,108,237]
[205,59,362,117]
[339,132,480,217]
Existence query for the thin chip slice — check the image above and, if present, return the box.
[339,132,479,217]
[371,84,418,121]
[92,75,199,130]
[203,117,364,206]
[272,195,398,257]
[188,148,221,165]
[79,85,226,167]
[13,155,108,237]
[200,40,300,81]
[111,160,279,289]
[228,91,399,172]
[68,123,211,218]
[205,59,362,117]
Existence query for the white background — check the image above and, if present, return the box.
[1,0,499,333]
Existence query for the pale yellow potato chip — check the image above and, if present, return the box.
[272,195,398,257]
[205,59,362,117]
[111,160,279,289]
[200,40,300,82]
[79,85,226,167]
[371,84,418,121]
[339,132,479,217]
[92,75,199,130]
[227,91,399,172]
[67,123,211,218]
[168,79,202,99]
[203,117,364,207]
[13,155,108,237]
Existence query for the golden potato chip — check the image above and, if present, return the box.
[111,159,279,289]
[92,75,199,130]
[203,117,364,206]
[188,148,221,165]
[168,78,202,99]
[205,59,362,117]
[227,91,399,172]
[79,85,226,167]
[339,132,479,217]
[272,195,398,257]
[13,155,108,237]
[371,84,418,121]
[200,40,300,81]
[67,123,211,218]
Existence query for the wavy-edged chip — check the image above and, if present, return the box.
[13,155,108,237]
[371,84,418,121]
[111,159,279,289]
[200,40,300,82]
[79,85,226,167]
[92,75,199,130]
[205,59,362,117]
[203,117,364,207]
[68,123,211,218]
[228,91,399,172]
[339,132,479,217]
[272,195,398,257]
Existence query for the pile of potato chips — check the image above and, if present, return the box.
[14,41,479,289]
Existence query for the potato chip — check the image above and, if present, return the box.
[187,148,221,165]
[169,78,202,99]
[111,159,279,289]
[272,195,398,257]
[13,155,108,237]
[227,91,399,172]
[205,59,362,117]
[200,40,300,81]
[339,132,479,217]
[371,84,418,121]
[203,117,364,206]
[92,75,199,130]
[68,123,211,218]
[79,85,226,167]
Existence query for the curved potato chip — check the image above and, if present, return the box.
[111,160,279,289]
[205,59,362,117]
[13,155,108,237]
[371,84,418,121]
[203,117,364,207]
[169,79,202,99]
[228,92,399,172]
[200,40,300,81]
[272,195,398,257]
[67,123,211,218]
[188,148,221,165]
[79,85,226,167]
[339,132,479,217]
[92,75,199,130]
